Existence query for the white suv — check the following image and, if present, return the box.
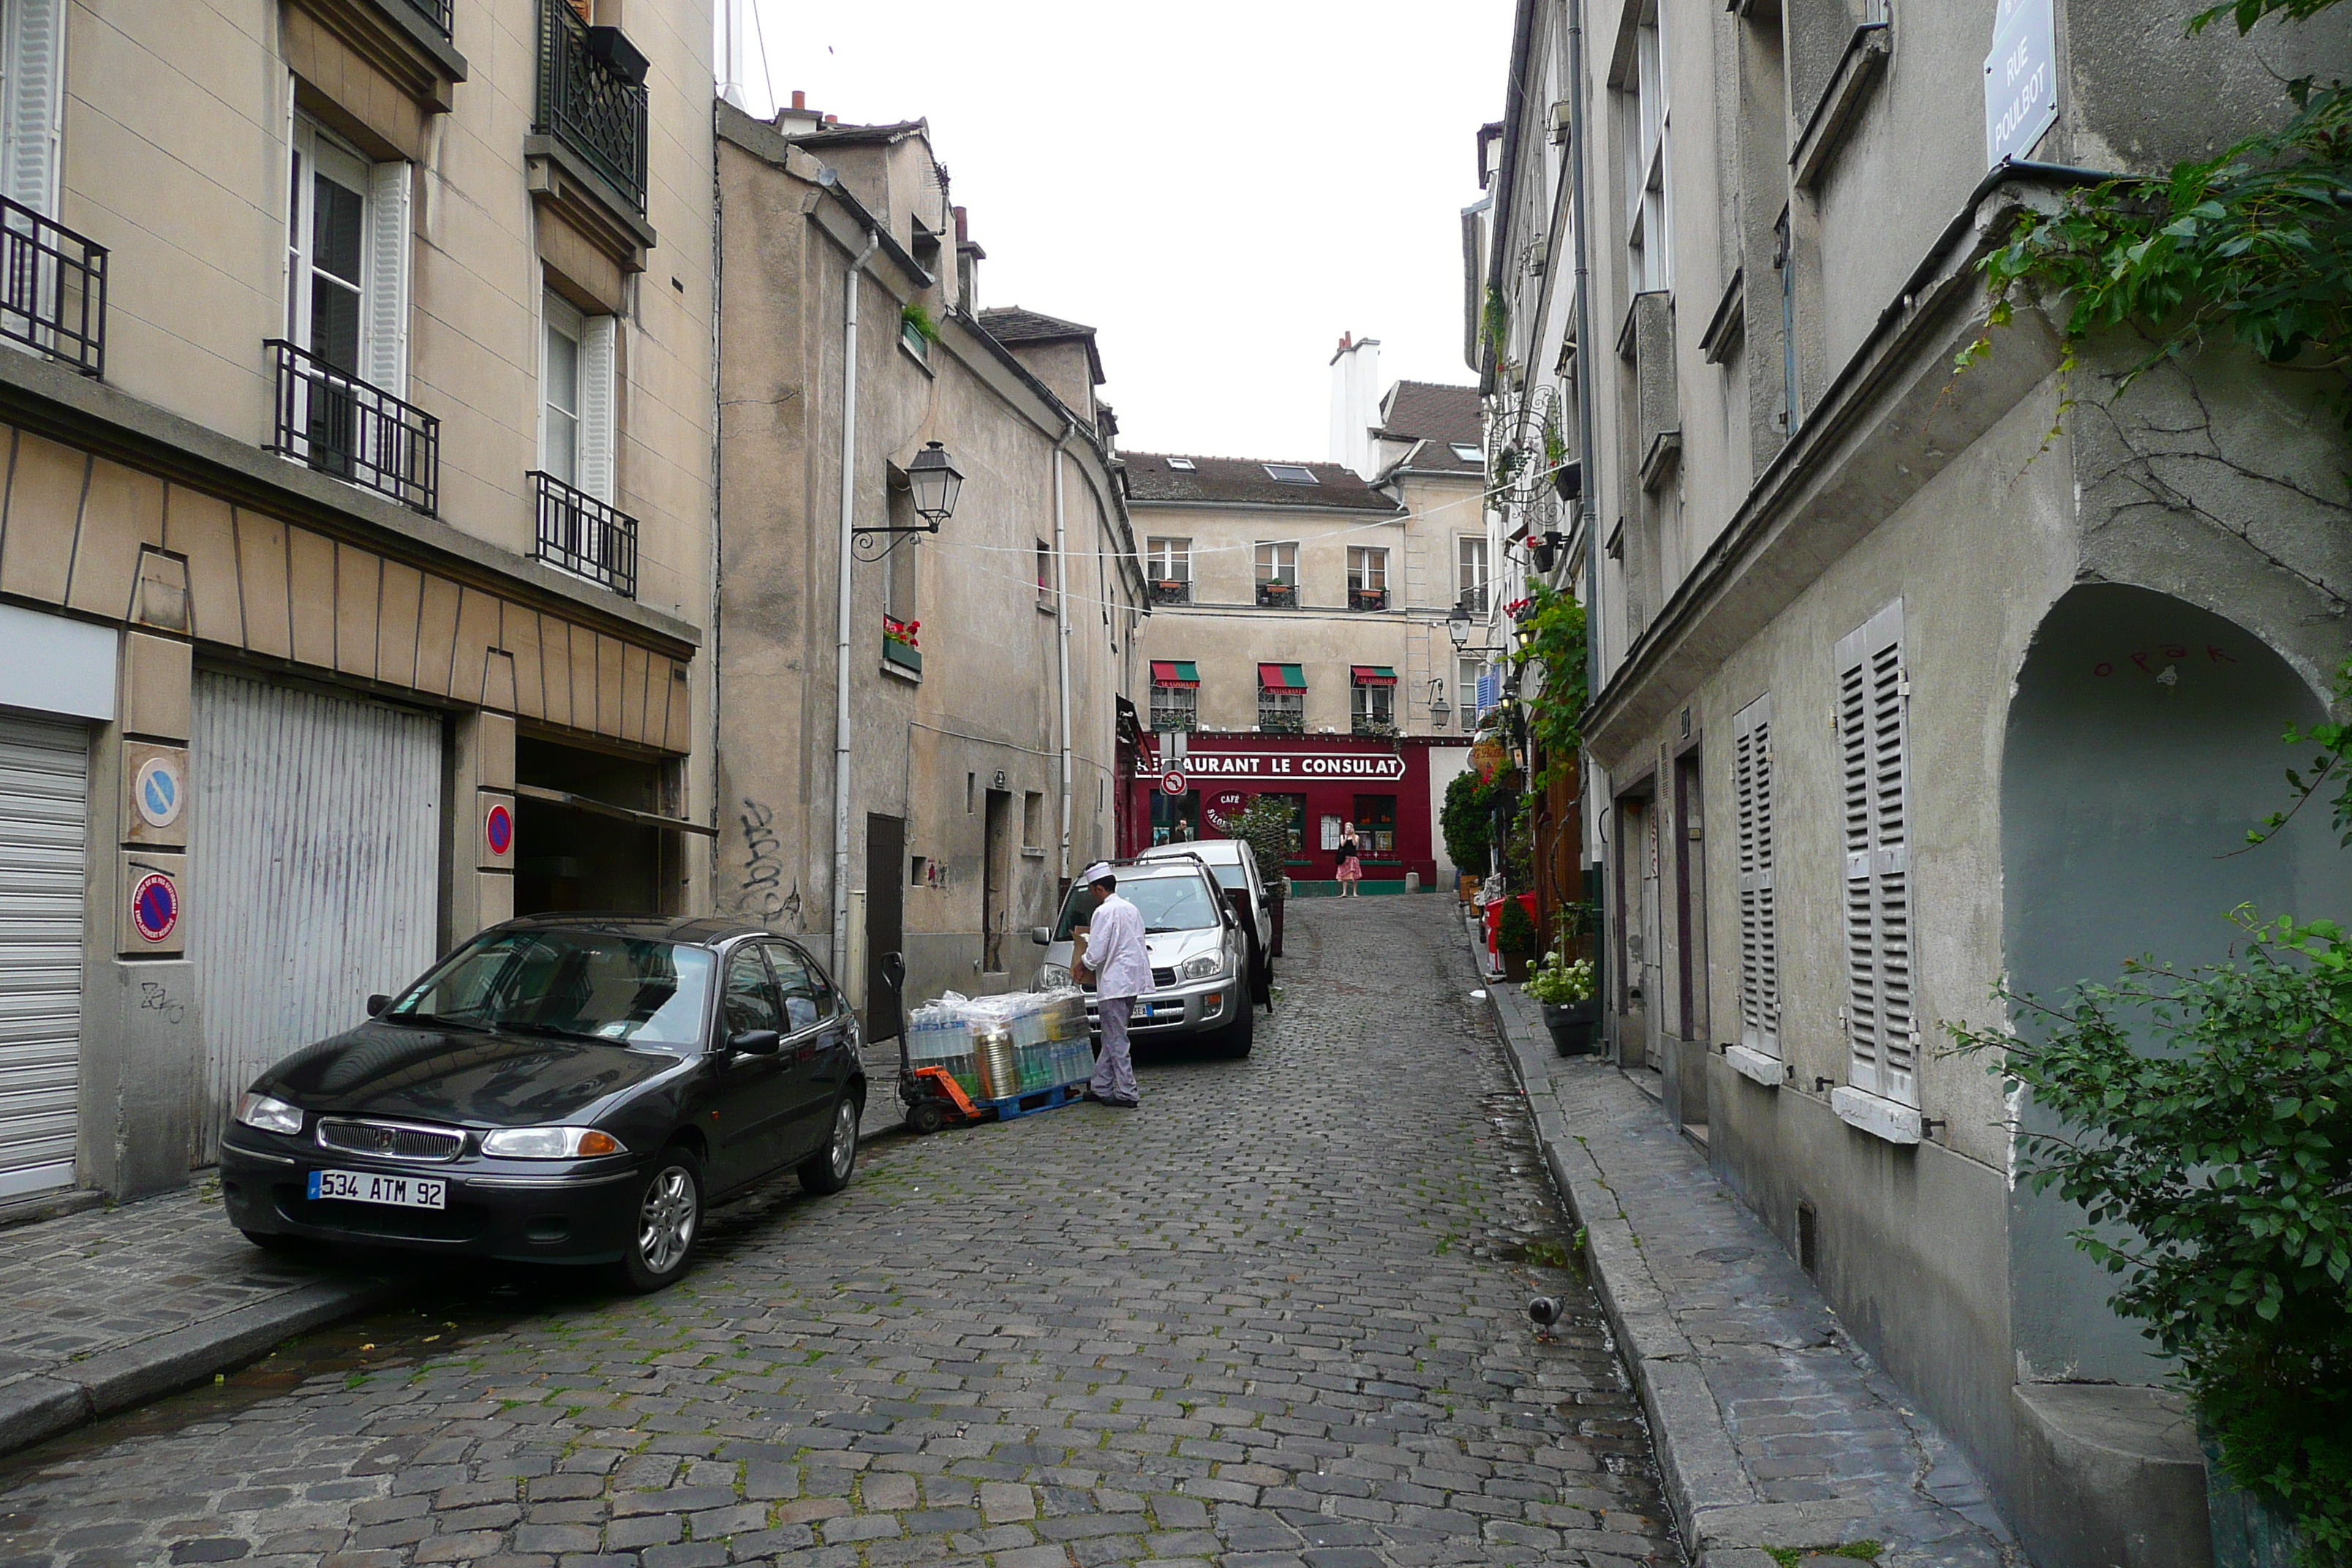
[1136,838,1274,1005]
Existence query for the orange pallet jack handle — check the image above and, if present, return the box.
[911,1064,983,1120]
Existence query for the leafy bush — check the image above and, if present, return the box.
[1512,581,1588,792]
[1498,897,1539,961]
[1225,796,1300,883]
[1443,768,1499,875]
[1948,912,2352,1563]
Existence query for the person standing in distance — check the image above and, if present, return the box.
[1074,862,1147,1108]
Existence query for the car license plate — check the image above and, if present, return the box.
[307,1169,448,1210]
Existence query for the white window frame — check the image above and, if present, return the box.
[1458,535,1490,612]
[1458,655,1482,733]
[0,0,63,217]
[1166,457,1196,471]
[1621,3,1671,295]
[1262,463,1319,485]
[1450,443,1482,464]
[1147,537,1191,582]
[1733,693,1779,1060]
[1836,601,1915,1106]
[1351,681,1393,731]
[286,116,410,394]
[1149,683,1197,732]
[1346,546,1387,595]
[1254,541,1298,586]
[539,287,616,502]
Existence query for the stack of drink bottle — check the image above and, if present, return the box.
[904,988,1091,1103]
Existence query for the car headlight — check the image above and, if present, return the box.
[1036,963,1072,990]
[233,1093,304,1137]
[1178,954,1223,981]
[479,1126,627,1159]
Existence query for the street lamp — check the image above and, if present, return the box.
[857,441,964,559]
[907,440,964,525]
[1513,616,1538,655]
[1447,603,1472,649]
[1428,677,1451,730]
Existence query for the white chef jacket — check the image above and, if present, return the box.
[1085,892,1153,1000]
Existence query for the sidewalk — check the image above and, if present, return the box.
[1466,917,2021,1568]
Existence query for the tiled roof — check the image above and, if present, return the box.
[1122,453,1405,513]
[1385,438,1485,479]
[1378,380,1480,445]
[778,118,927,148]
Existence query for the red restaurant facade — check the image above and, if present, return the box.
[1119,731,1470,892]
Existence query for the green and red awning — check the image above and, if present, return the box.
[1150,660,1199,689]
[1352,665,1398,687]
[1257,663,1307,693]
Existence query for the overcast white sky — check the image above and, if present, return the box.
[732,0,1511,462]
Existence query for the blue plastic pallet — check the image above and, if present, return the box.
[976,1080,1088,1122]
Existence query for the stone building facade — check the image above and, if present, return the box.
[0,0,716,1205]
[712,102,1140,1033]
[1471,0,2352,1562]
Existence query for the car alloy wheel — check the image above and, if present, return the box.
[618,1152,702,1292]
[799,1094,861,1194]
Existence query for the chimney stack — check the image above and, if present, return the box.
[1328,333,1383,480]
[791,90,805,111]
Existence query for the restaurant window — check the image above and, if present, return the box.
[1260,792,1308,858]
[1255,541,1299,608]
[1347,546,1387,611]
[1150,660,1199,731]
[1352,795,1398,855]
[1150,788,1199,846]
[1256,662,1305,734]
[1458,535,1490,613]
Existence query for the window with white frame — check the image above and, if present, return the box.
[0,0,63,216]
[540,289,616,501]
[1147,537,1190,582]
[1262,463,1318,484]
[1149,682,1196,731]
[1350,680,1393,732]
[1733,693,1779,1058]
[1255,541,1298,606]
[1458,655,1482,732]
[1346,546,1387,606]
[1458,535,1490,613]
[1836,602,1915,1106]
[1166,456,1196,471]
[1621,3,1671,294]
[287,118,411,392]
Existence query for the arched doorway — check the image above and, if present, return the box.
[2002,583,2341,1379]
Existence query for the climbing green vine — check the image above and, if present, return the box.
[1511,578,1588,792]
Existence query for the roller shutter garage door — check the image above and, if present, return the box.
[190,673,442,1160]
[0,714,88,1200]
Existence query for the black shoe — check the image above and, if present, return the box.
[1108,1096,1140,1109]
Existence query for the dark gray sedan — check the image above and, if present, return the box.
[218,915,864,1292]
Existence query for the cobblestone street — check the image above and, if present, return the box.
[0,898,1678,1568]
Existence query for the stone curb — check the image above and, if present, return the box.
[1464,921,1919,1566]
[0,1276,403,1459]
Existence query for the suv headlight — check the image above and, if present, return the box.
[1036,963,1073,990]
[480,1126,626,1159]
[233,1093,304,1137]
[1178,954,1223,981]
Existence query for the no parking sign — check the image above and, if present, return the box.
[131,871,179,943]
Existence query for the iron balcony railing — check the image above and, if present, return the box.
[1256,709,1305,736]
[395,0,453,37]
[1352,717,1400,738]
[530,470,639,598]
[0,195,106,377]
[265,340,438,513]
[535,0,648,213]
[1348,587,1388,612]
[1149,578,1191,606]
[1255,581,1299,609]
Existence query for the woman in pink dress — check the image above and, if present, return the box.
[1335,822,1363,897]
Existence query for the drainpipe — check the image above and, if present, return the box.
[1052,421,1077,888]
[830,225,880,985]
[1566,0,1605,1001]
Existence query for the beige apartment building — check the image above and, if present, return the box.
[1471,0,2351,1562]
[1128,358,1484,887]
[712,100,1141,1035]
[0,0,716,1204]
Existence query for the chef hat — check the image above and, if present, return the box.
[1082,862,1115,886]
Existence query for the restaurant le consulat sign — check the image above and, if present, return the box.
[1177,750,1407,782]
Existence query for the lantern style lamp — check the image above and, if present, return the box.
[1513,616,1538,654]
[1428,678,1451,729]
[907,441,964,527]
[1447,603,1473,649]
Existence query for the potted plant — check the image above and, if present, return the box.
[1525,951,1598,1055]
[1497,895,1539,984]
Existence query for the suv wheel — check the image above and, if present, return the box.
[1213,998,1255,1059]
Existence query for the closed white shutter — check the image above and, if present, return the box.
[1733,693,1778,1057]
[364,159,412,398]
[0,712,84,1199]
[189,674,442,1161]
[1836,602,1915,1104]
[2,0,62,215]
[579,312,617,503]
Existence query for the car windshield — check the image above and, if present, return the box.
[385,930,717,1049]
[1147,847,1247,891]
[1054,873,1224,938]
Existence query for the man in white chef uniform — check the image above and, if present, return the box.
[1074,862,1147,1108]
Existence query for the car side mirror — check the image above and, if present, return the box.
[1030,926,1051,945]
[366,993,391,1017]
[730,1028,782,1056]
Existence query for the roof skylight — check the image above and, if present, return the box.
[1263,464,1319,484]
[1167,457,1196,471]
[1452,443,1482,462]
